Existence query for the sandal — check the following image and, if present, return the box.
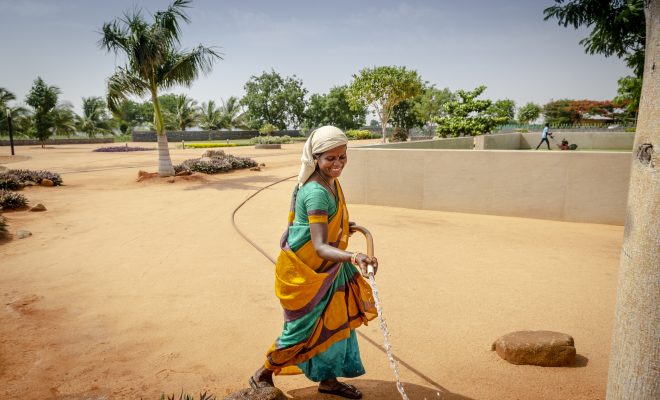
[318,382,362,399]
[248,375,274,389]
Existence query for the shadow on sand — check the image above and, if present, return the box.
[286,379,474,399]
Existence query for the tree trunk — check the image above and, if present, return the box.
[606,1,659,399]
[151,88,175,177]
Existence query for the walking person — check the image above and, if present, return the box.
[250,125,378,399]
[535,123,553,150]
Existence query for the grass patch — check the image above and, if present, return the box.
[181,143,241,149]
[93,146,156,152]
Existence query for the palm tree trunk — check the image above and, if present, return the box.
[151,88,175,177]
[606,1,659,399]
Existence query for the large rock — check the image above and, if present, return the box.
[223,386,286,400]
[40,179,54,187]
[16,229,32,239]
[492,330,576,367]
[30,203,47,212]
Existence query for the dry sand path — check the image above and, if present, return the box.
[0,142,622,399]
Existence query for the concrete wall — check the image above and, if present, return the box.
[0,138,114,146]
[474,133,520,150]
[132,130,302,142]
[342,148,631,225]
[367,137,474,150]
[520,132,635,150]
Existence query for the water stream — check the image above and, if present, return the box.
[368,271,410,400]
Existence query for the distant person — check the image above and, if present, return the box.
[535,123,553,150]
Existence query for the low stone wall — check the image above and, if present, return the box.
[342,148,631,225]
[520,132,635,150]
[131,130,302,142]
[368,137,474,149]
[0,138,114,146]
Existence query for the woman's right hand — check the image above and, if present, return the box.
[354,253,378,277]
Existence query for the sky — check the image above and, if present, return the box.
[0,0,633,116]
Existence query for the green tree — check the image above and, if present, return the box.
[413,85,454,134]
[544,0,646,77]
[543,99,581,125]
[240,70,307,130]
[489,99,516,124]
[391,98,424,139]
[517,102,542,124]
[218,96,247,129]
[303,86,367,132]
[51,103,77,137]
[25,77,60,147]
[76,97,114,137]
[434,85,508,137]
[100,0,222,176]
[112,99,151,134]
[198,100,222,130]
[0,88,29,137]
[347,65,423,142]
[172,94,198,131]
[613,75,642,124]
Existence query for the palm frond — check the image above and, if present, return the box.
[159,45,222,89]
[99,19,130,55]
[106,68,149,114]
[153,0,192,46]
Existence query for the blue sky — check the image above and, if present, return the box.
[0,0,632,116]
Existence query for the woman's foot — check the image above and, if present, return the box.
[249,366,274,389]
[318,378,362,399]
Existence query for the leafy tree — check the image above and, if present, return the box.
[489,99,516,124]
[391,98,424,139]
[112,99,152,134]
[434,85,508,137]
[613,75,642,123]
[544,0,646,77]
[413,85,454,134]
[303,86,367,132]
[198,100,222,130]
[25,77,60,147]
[100,0,222,176]
[347,66,422,142]
[517,102,542,124]
[241,70,307,130]
[76,97,114,137]
[218,96,247,129]
[543,99,581,125]
[259,123,277,136]
[172,94,198,131]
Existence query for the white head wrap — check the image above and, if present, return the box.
[297,125,348,188]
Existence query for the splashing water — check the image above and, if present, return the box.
[368,270,410,400]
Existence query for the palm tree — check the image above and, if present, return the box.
[218,96,247,129]
[198,100,222,130]
[76,97,113,138]
[99,0,222,176]
[0,88,29,136]
[173,94,198,131]
[51,103,77,137]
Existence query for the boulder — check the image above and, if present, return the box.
[29,203,47,212]
[224,387,286,400]
[492,330,576,367]
[16,229,32,239]
[40,179,54,187]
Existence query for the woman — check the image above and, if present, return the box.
[250,126,378,399]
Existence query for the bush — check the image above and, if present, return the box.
[93,146,155,152]
[7,169,63,186]
[0,189,28,209]
[513,128,529,133]
[182,143,239,149]
[259,123,277,136]
[0,173,22,190]
[250,135,294,145]
[159,391,216,400]
[174,152,258,175]
[392,127,408,142]
[624,127,636,132]
[345,129,378,140]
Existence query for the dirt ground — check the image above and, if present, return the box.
[0,141,623,400]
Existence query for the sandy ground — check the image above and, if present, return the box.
[0,141,623,400]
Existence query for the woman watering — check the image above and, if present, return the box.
[250,125,378,399]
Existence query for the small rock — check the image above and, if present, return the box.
[492,330,576,367]
[175,170,192,176]
[224,386,286,400]
[259,163,266,167]
[137,170,150,178]
[250,166,261,171]
[23,181,36,187]
[166,178,175,183]
[40,179,54,187]
[136,170,158,182]
[16,229,32,239]
[29,203,47,212]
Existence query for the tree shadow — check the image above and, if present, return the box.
[286,379,474,399]
[182,173,293,192]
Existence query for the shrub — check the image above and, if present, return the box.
[0,189,28,209]
[259,123,277,136]
[182,143,239,149]
[392,127,408,142]
[513,128,529,133]
[345,129,378,140]
[159,391,216,400]
[0,173,22,190]
[202,149,225,158]
[7,169,63,186]
[174,152,258,174]
[93,146,155,152]
[624,127,636,132]
[250,135,294,145]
